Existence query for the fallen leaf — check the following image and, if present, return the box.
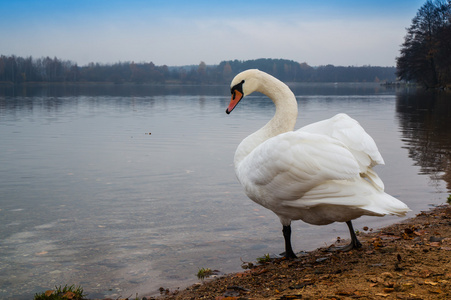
[402,283,415,289]
[404,228,414,234]
[402,233,414,240]
[35,251,48,255]
[278,295,302,299]
[429,288,443,294]
[381,272,394,278]
[323,281,335,286]
[45,290,54,296]
[420,270,432,278]
[424,280,438,285]
[384,281,395,288]
[252,268,268,276]
[381,235,402,240]
[336,289,355,296]
[64,291,76,299]
[234,271,251,278]
[375,293,390,297]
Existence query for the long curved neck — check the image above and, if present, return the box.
[235,73,298,165]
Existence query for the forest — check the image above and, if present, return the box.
[0,56,396,85]
[397,0,451,88]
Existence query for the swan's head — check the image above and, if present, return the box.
[226,69,262,114]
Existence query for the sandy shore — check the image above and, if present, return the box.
[153,204,451,300]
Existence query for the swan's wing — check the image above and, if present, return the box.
[236,131,360,202]
[298,113,384,166]
[298,113,385,190]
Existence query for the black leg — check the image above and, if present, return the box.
[282,225,297,259]
[327,220,362,252]
[346,220,362,249]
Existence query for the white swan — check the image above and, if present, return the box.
[226,69,410,258]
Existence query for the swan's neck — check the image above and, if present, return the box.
[235,75,298,165]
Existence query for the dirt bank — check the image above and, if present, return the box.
[157,204,451,300]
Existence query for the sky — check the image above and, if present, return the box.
[0,0,426,67]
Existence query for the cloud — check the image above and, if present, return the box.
[143,16,406,66]
[0,0,417,66]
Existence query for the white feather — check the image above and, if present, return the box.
[229,69,410,228]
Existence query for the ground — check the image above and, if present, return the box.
[154,205,451,300]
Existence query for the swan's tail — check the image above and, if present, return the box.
[282,177,411,222]
[361,191,410,217]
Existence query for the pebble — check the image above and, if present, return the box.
[429,236,443,243]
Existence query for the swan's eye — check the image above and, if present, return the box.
[231,80,245,99]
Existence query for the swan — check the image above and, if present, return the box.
[226,69,410,259]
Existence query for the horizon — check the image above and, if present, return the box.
[0,0,425,67]
[0,53,396,68]
[0,55,399,68]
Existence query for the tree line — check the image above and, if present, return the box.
[397,0,451,88]
[0,55,396,85]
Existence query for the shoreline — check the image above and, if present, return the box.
[152,204,451,300]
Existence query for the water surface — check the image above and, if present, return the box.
[0,83,450,299]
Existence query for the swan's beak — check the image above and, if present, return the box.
[226,90,243,114]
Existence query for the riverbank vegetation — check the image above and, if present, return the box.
[0,56,396,85]
[397,0,451,88]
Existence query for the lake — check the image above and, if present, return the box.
[1,83,450,299]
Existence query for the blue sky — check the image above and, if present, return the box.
[0,0,425,66]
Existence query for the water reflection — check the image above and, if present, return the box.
[0,82,393,98]
[396,89,451,191]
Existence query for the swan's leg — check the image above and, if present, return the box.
[346,220,362,249]
[282,225,297,259]
[328,220,362,252]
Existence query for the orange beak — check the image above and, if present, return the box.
[226,90,243,114]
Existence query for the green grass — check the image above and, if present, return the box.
[196,267,213,280]
[34,285,86,300]
[256,253,272,264]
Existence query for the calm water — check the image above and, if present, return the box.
[1,83,450,299]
